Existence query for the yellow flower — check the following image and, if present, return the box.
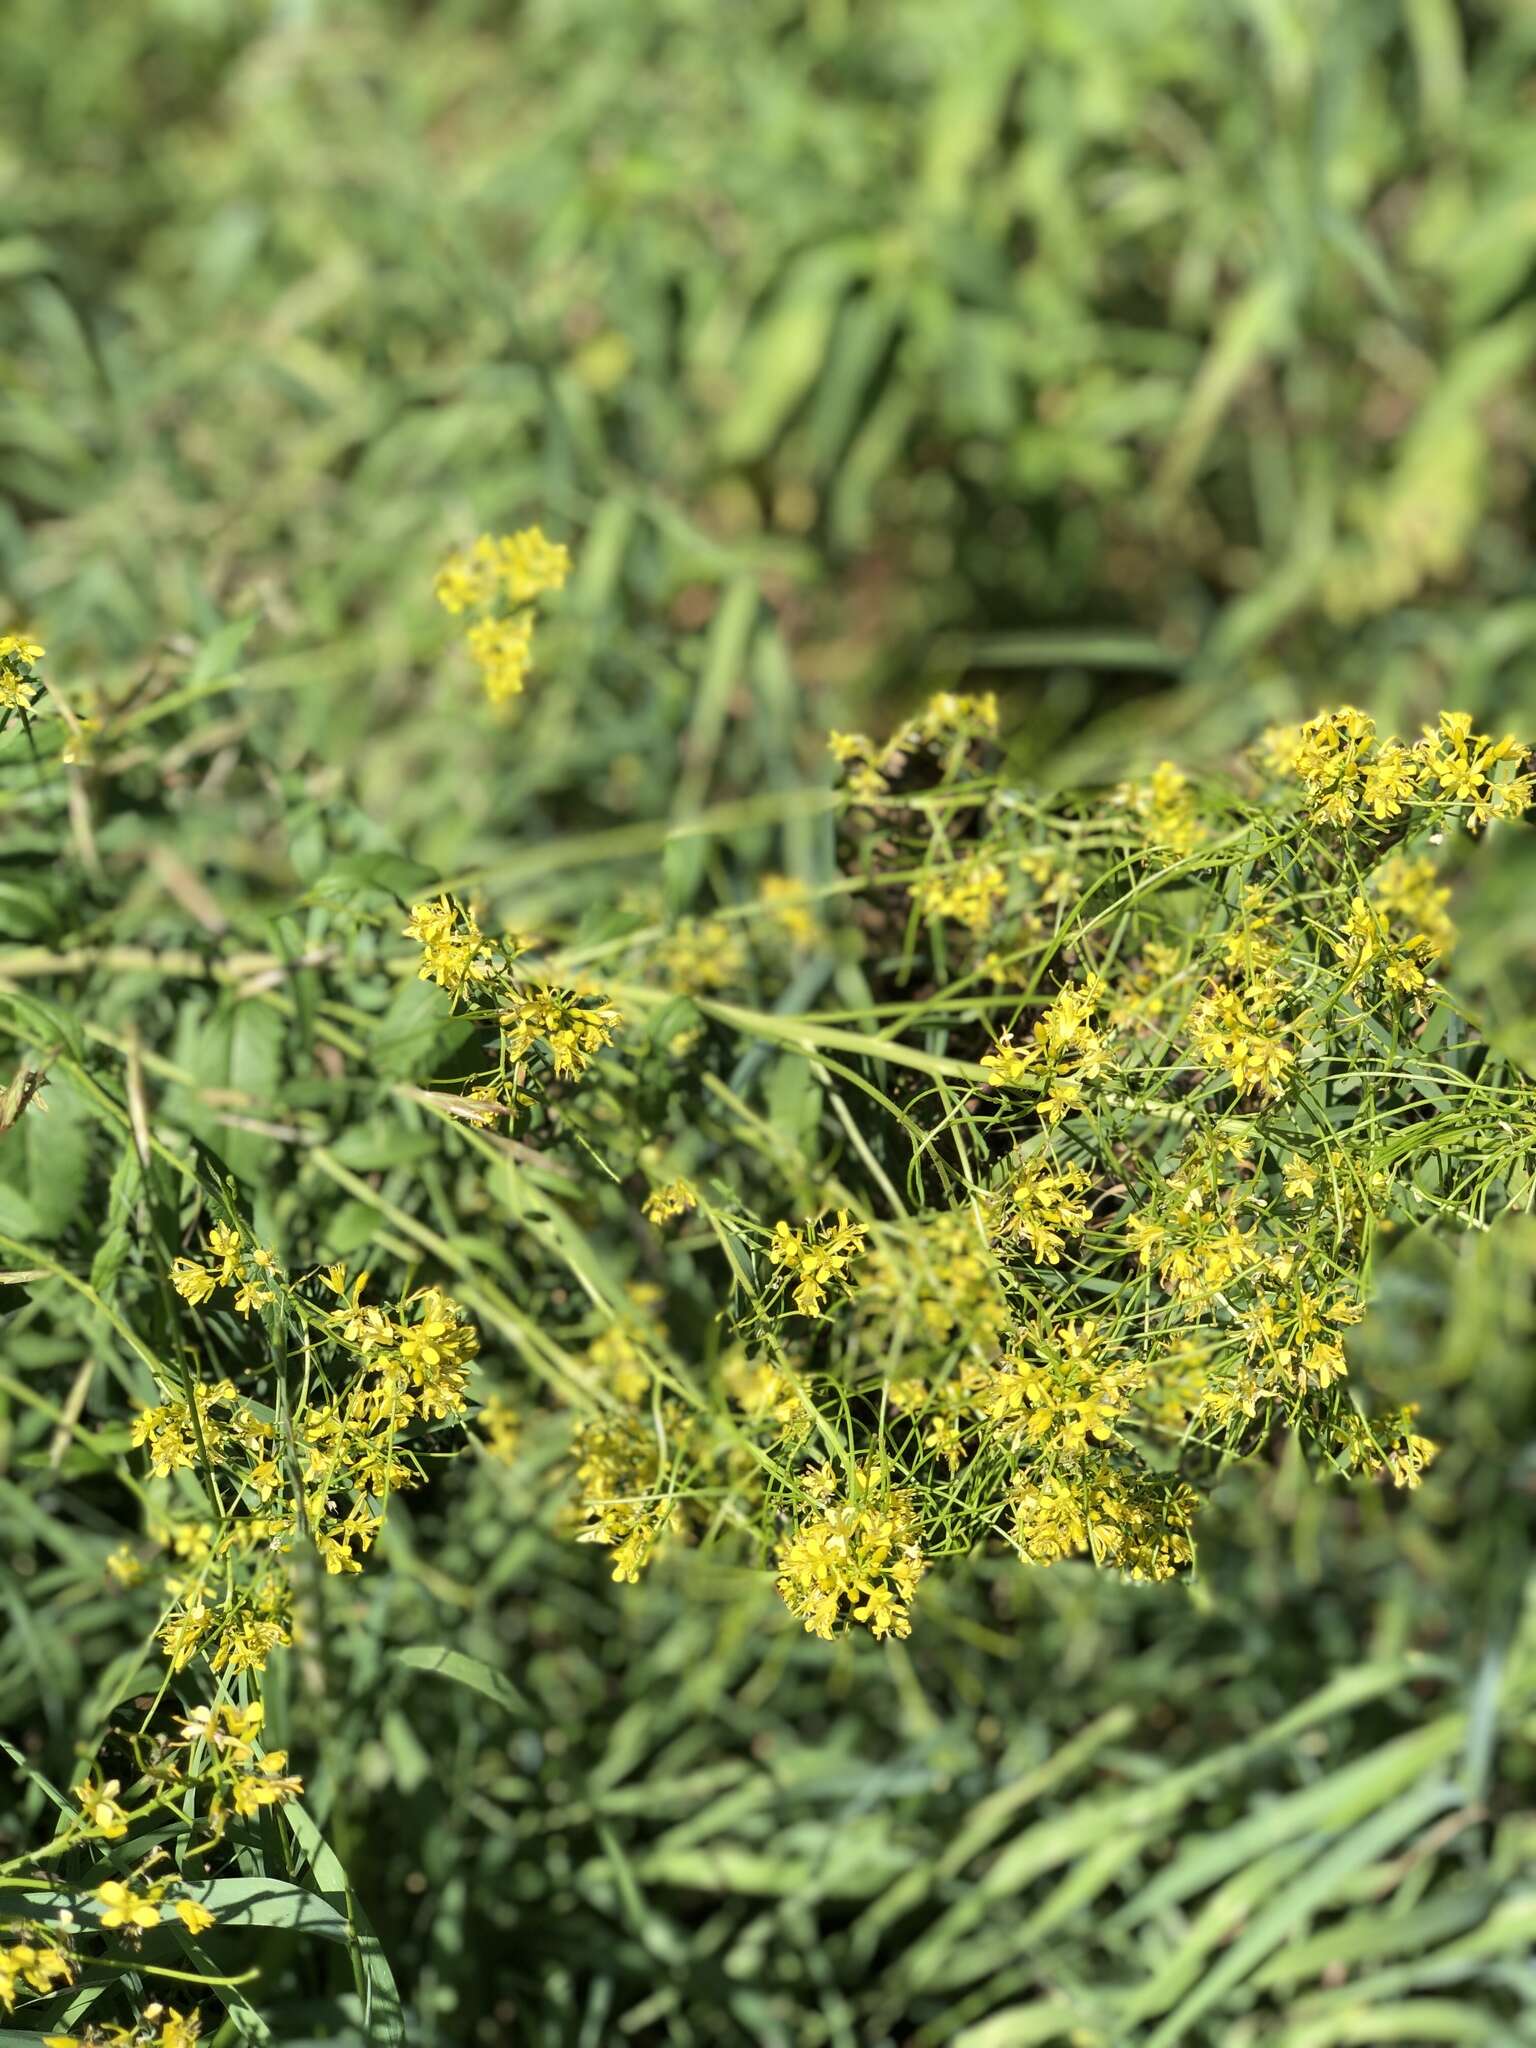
[465,611,535,704]
[1281,1155,1317,1203]
[993,1156,1093,1264]
[495,526,571,603]
[174,1898,216,1936]
[1116,761,1208,856]
[0,1934,74,2012]
[476,1393,522,1464]
[74,1774,129,1839]
[206,1221,242,1281]
[434,538,497,614]
[1188,978,1293,1098]
[980,1032,1036,1087]
[231,1750,304,1815]
[0,633,44,715]
[767,1211,868,1317]
[759,873,818,948]
[642,1178,697,1226]
[404,892,490,995]
[208,1611,290,1676]
[176,1699,264,1760]
[656,916,747,992]
[911,855,1008,933]
[169,1257,217,1306]
[96,1878,162,1930]
[775,1474,926,1640]
[608,1517,661,1584]
[501,986,621,1081]
[145,2005,202,2048]
[104,1544,145,1588]
[1360,741,1421,820]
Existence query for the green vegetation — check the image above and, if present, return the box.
[2,4,1535,2044]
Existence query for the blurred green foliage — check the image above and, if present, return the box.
[7,0,1536,784]
[3,1,1536,2043]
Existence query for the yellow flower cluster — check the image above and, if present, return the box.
[758,873,818,949]
[1374,853,1454,956]
[1331,896,1437,998]
[1242,1281,1362,1391]
[983,1319,1146,1457]
[776,1467,928,1640]
[1123,1147,1258,1308]
[171,1699,303,1824]
[1,1930,73,2015]
[434,525,570,706]
[1188,973,1294,1097]
[502,985,622,1081]
[1262,707,1531,831]
[476,1392,523,1464]
[991,1154,1093,1264]
[402,892,621,1105]
[826,728,890,803]
[584,1281,665,1404]
[829,691,999,804]
[570,1407,690,1583]
[642,1178,698,1226]
[403,894,496,996]
[1009,1462,1196,1581]
[1115,760,1209,856]
[1329,851,1460,1005]
[656,915,749,993]
[1333,1404,1439,1489]
[0,631,45,715]
[1217,884,1286,977]
[722,1353,807,1439]
[1105,1122,1428,1456]
[982,976,1113,1123]
[911,853,1009,933]
[858,1211,1010,1354]
[767,1211,869,1317]
[45,2005,202,2048]
[135,1232,478,1673]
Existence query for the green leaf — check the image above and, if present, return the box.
[396,1644,531,1720]
[88,1134,144,1299]
[15,1876,350,1942]
[284,1802,406,2047]
[306,850,438,911]
[0,1068,92,1241]
[1144,1780,1461,2047]
[370,976,474,1082]
[717,248,861,462]
[0,989,84,1061]
[188,609,258,686]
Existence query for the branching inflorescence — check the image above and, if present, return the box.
[399,622,1533,1643]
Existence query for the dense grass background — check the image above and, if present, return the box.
[3,2,1536,2042]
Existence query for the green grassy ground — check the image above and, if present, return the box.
[3,3,1536,2043]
